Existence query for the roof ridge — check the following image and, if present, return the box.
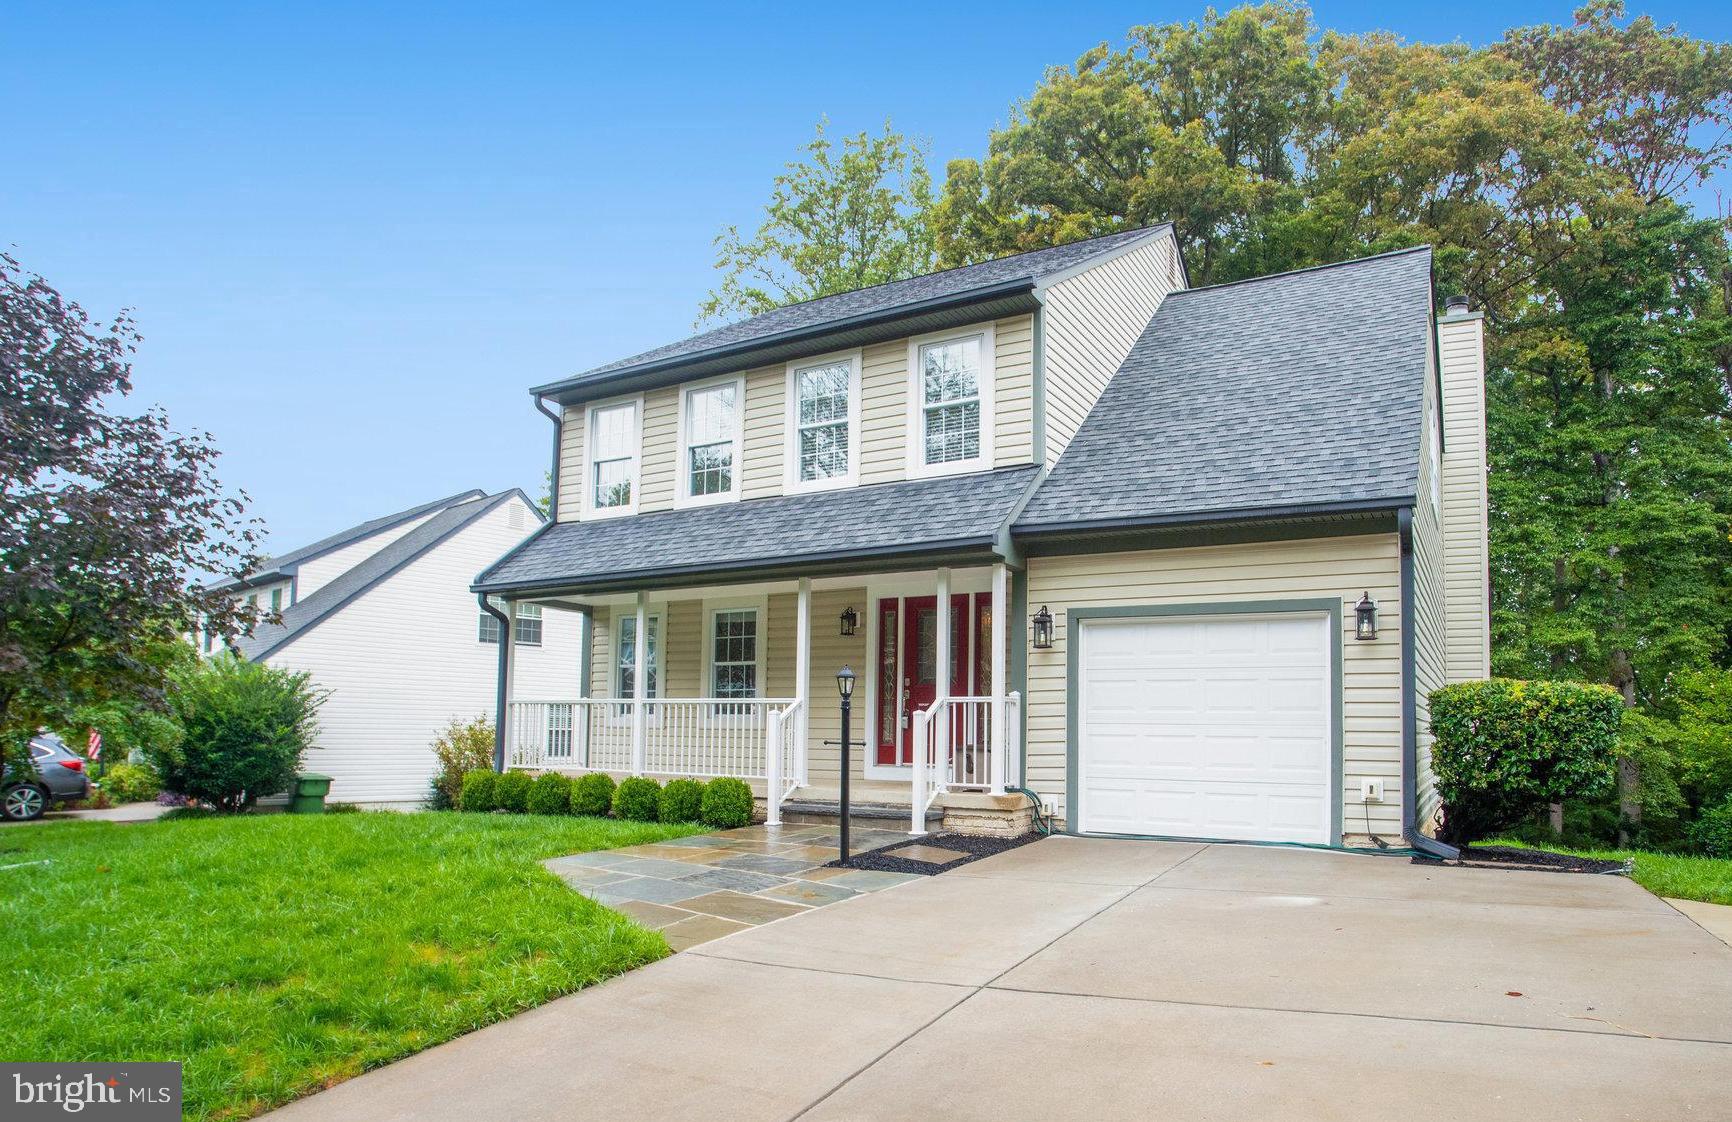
[1168,245,1432,298]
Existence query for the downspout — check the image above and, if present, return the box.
[1398,507,1459,860]
[480,593,512,772]
[533,394,561,518]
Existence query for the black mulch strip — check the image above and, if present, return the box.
[824,830,1045,875]
[1419,845,1630,876]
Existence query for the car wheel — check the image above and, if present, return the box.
[2,784,47,822]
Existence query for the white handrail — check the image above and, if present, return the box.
[909,697,946,835]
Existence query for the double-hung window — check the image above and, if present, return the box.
[679,379,742,504]
[909,328,992,477]
[786,352,860,492]
[588,400,640,515]
[478,598,542,646]
[708,608,759,714]
[615,613,661,700]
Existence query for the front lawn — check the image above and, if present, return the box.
[1478,838,1732,906]
[0,811,702,1119]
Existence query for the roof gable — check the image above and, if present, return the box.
[1015,247,1435,534]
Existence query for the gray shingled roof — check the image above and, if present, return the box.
[473,466,1042,594]
[240,491,527,660]
[1014,247,1434,533]
[534,226,1170,398]
[211,488,486,591]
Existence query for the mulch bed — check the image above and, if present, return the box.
[825,830,1045,875]
[1420,844,1631,876]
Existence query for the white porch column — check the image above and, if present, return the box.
[795,577,812,786]
[989,562,1008,795]
[631,591,647,776]
[935,568,951,784]
[498,599,517,769]
[575,606,593,768]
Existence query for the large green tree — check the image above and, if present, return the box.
[698,119,937,325]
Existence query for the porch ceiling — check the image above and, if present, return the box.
[473,465,1039,597]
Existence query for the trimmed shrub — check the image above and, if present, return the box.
[1429,679,1623,846]
[700,777,755,829]
[459,768,498,812]
[570,772,617,817]
[658,778,705,824]
[429,715,494,809]
[494,769,532,813]
[527,772,573,816]
[1690,797,1732,859]
[101,762,161,804]
[613,777,662,822]
[153,655,327,813]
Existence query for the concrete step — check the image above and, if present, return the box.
[779,799,941,824]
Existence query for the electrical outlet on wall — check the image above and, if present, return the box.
[1360,778,1385,802]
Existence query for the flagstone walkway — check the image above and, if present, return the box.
[543,822,923,950]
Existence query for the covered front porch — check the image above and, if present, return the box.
[492,565,1025,833]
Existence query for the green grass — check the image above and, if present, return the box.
[1479,838,1732,906]
[0,811,702,1119]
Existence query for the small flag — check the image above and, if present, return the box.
[86,728,103,760]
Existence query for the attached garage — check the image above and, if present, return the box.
[1071,608,1338,845]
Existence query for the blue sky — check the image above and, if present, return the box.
[6,1,1730,553]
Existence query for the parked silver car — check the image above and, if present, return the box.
[3,733,91,821]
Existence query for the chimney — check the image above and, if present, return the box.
[1443,294,1470,315]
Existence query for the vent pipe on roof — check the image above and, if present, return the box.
[1443,294,1470,314]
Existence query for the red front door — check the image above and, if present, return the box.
[875,595,970,766]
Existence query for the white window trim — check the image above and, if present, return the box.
[675,374,745,509]
[783,349,862,494]
[701,596,768,717]
[582,394,644,520]
[905,323,996,480]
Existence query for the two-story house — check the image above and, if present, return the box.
[473,225,1489,852]
[209,488,582,806]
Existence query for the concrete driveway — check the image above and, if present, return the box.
[270,837,1732,1121]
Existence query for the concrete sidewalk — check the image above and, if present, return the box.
[269,837,1732,1121]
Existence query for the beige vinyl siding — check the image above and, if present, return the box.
[993,314,1036,466]
[637,388,680,513]
[741,363,785,500]
[1040,230,1186,467]
[556,405,584,523]
[1438,314,1492,685]
[1026,534,1405,838]
[859,337,909,485]
[1412,330,1449,831]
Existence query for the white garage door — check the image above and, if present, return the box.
[1077,613,1333,844]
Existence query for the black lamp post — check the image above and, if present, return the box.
[1354,592,1379,641]
[836,665,856,866]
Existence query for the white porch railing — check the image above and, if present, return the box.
[506,698,803,817]
[910,691,1021,834]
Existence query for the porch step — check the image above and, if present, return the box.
[779,799,941,824]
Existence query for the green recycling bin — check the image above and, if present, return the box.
[289,773,333,814]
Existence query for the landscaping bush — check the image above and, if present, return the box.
[151,655,326,813]
[494,770,532,813]
[658,778,705,823]
[100,762,162,804]
[459,769,498,812]
[428,715,494,809]
[1429,679,1623,846]
[1689,797,1732,859]
[612,777,662,822]
[700,777,755,829]
[570,772,616,817]
[324,802,362,814]
[527,772,573,816]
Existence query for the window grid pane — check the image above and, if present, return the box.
[685,385,737,497]
[688,442,733,496]
[591,403,637,509]
[796,363,851,482]
[514,603,542,647]
[711,610,758,712]
[616,616,660,700]
[919,338,982,465]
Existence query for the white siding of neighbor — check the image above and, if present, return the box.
[263,494,581,805]
[1438,314,1492,685]
[556,313,1038,519]
[292,510,444,600]
[1039,230,1187,467]
[1026,534,1405,840]
[1412,326,1449,831]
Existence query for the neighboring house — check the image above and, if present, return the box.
[474,225,1489,852]
[207,489,581,806]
